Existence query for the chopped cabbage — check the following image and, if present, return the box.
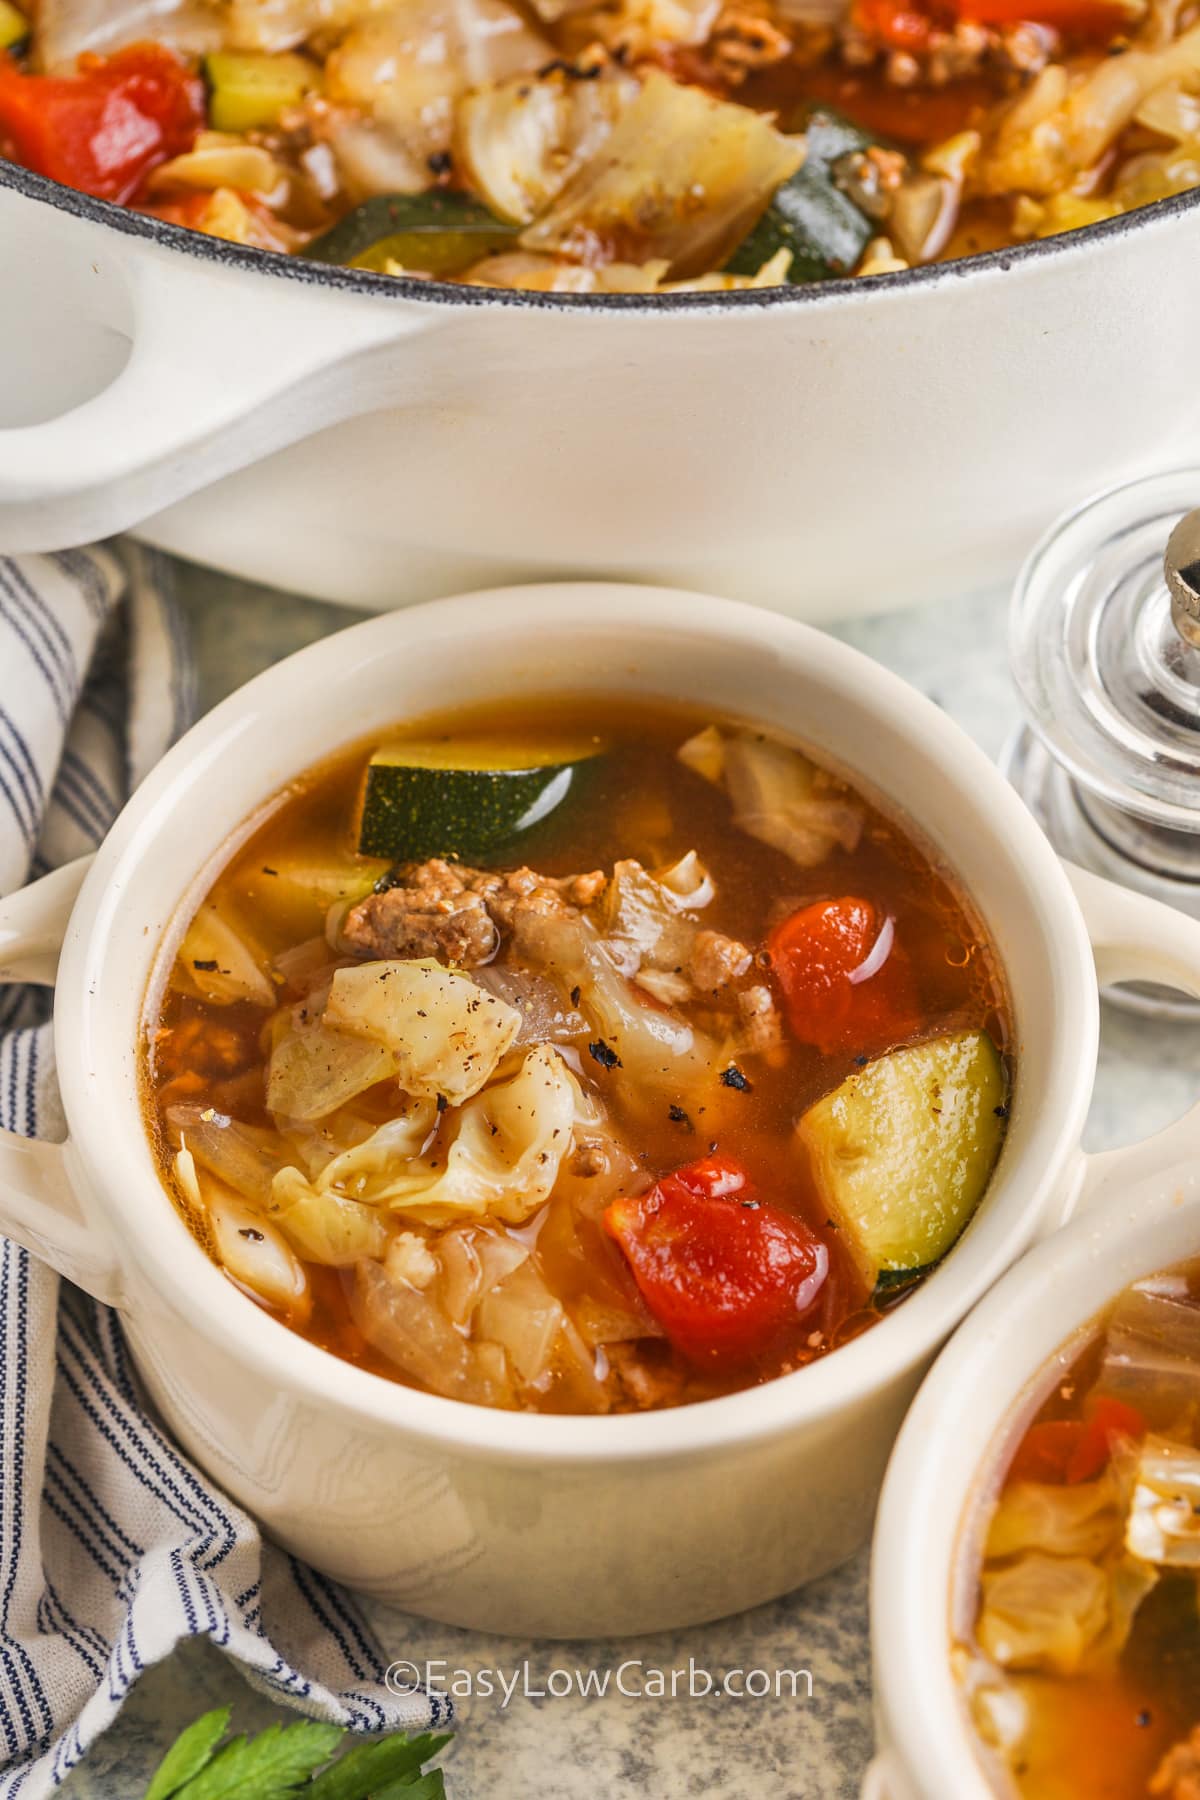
[512,907,717,1097]
[325,0,548,187]
[520,72,803,278]
[267,1016,400,1120]
[326,959,521,1105]
[341,1044,583,1226]
[977,1553,1110,1674]
[457,67,637,224]
[1125,1435,1200,1567]
[985,1472,1127,1563]
[471,965,589,1046]
[349,1256,471,1395]
[676,726,863,868]
[269,1165,388,1266]
[177,901,275,1007]
[597,857,702,977]
[437,1225,530,1323]
[35,0,223,67]
[977,23,1200,198]
[314,1100,440,1199]
[476,1260,565,1384]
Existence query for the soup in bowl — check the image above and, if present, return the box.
[960,1258,1200,1798]
[869,1108,1200,1800]
[145,698,1011,1415]
[0,583,1189,1634]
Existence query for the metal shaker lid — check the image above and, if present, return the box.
[1011,467,1200,842]
[1006,468,1200,1017]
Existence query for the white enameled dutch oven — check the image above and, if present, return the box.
[3,160,1200,616]
[2,583,1200,1640]
[865,1102,1200,1800]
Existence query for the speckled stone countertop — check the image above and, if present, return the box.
[59,567,1200,1800]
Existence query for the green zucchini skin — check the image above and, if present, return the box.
[358,752,600,863]
[797,1030,1009,1288]
[304,192,518,274]
[725,108,877,284]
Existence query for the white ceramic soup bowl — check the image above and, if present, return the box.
[2,582,1200,1640]
[866,1108,1200,1799]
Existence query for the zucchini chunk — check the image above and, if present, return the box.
[357,736,604,861]
[205,51,321,133]
[725,109,877,284]
[304,192,519,276]
[796,1030,1008,1287]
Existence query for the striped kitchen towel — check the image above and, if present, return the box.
[0,547,450,1797]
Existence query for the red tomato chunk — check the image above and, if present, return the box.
[0,45,203,203]
[604,1155,830,1364]
[767,895,919,1057]
[1007,1395,1147,1486]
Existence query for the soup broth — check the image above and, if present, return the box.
[960,1259,1200,1800]
[143,698,1011,1414]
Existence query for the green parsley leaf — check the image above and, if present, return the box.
[144,1707,232,1800]
[374,1771,447,1800]
[169,1720,346,1800]
[307,1732,452,1800]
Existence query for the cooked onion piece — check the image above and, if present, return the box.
[519,71,803,277]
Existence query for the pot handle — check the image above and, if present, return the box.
[0,182,442,552]
[0,856,123,1304]
[1050,862,1200,1225]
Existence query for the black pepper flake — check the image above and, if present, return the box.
[427,149,452,174]
[537,54,602,78]
[994,1103,1010,1119]
[570,985,582,1007]
[193,959,219,972]
[668,1104,691,1127]
[261,866,278,877]
[720,1066,751,1092]
[238,1227,265,1242]
[436,1094,448,1113]
[854,1055,869,1067]
[708,1140,718,1153]
[1136,1710,1152,1728]
[588,1039,622,1070]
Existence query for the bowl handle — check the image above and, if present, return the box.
[0,855,122,1304]
[0,181,443,552]
[1054,861,1200,1223]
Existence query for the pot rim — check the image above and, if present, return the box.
[2,150,1198,316]
[52,582,1096,1464]
[870,1154,1200,1800]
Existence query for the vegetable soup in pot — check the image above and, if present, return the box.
[958,1260,1200,1800]
[142,699,1012,1414]
[5,0,1200,293]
